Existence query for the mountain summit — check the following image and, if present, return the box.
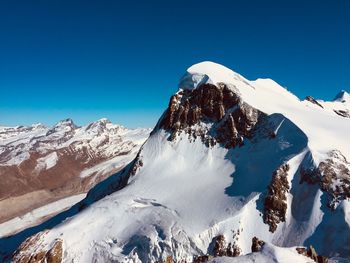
[4,62,350,263]
[333,90,350,102]
[178,61,244,90]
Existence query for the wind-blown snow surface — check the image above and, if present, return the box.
[6,62,350,262]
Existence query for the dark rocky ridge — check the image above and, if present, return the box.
[334,109,350,118]
[251,237,265,253]
[263,164,290,232]
[305,96,324,109]
[211,233,241,258]
[159,83,266,148]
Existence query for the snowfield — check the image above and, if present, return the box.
[35,152,59,171]
[4,61,350,263]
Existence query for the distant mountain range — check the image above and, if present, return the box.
[0,118,150,236]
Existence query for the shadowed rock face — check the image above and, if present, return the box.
[159,83,264,148]
[264,164,290,232]
[300,150,350,209]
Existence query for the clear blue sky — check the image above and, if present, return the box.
[1,0,349,128]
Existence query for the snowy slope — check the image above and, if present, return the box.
[303,90,350,119]
[6,62,350,263]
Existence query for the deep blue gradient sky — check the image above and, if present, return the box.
[1,0,349,128]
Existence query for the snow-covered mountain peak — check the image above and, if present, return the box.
[31,123,46,129]
[174,61,350,159]
[54,118,77,128]
[82,118,127,136]
[97,117,111,124]
[178,61,296,105]
[333,90,350,102]
[45,119,75,138]
[179,61,246,91]
[187,61,243,83]
[85,118,112,130]
[5,63,350,263]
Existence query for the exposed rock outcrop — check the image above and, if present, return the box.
[12,231,62,263]
[300,150,350,209]
[159,83,264,148]
[334,109,350,118]
[305,96,324,108]
[296,246,329,263]
[192,233,241,263]
[193,255,213,263]
[128,152,144,177]
[211,234,241,258]
[263,164,290,232]
[212,235,227,257]
[251,237,265,253]
[158,255,175,263]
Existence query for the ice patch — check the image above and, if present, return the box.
[35,152,58,171]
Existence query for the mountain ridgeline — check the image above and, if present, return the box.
[2,62,350,263]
